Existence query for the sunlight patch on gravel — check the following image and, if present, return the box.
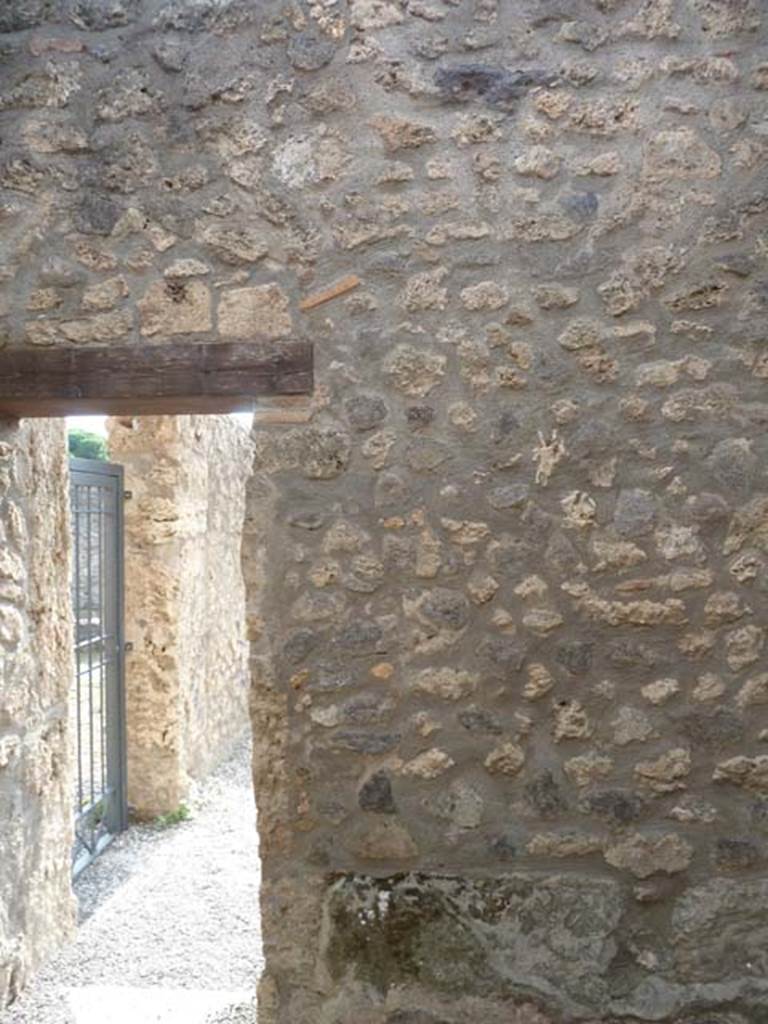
[67,985,253,1024]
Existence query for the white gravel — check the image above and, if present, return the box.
[3,735,261,1024]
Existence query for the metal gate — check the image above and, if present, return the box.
[69,458,127,877]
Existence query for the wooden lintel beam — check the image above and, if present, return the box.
[0,340,313,418]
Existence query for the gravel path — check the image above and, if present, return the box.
[4,735,261,1024]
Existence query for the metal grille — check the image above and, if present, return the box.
[69,458,127,878]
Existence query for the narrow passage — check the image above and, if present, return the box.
[4,737,261,1024]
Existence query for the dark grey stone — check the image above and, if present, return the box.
[374,471,410,508]
[344,393,388,433]
[701,209,743,244]
[153,0,254,32]
[613,488,657,538]
[488,833,518,860]
[434,64,559,109]
[488,484,529,510]
[684,492,730,526]
[491,410,521,440]
[706,438,757,496]
[74,194,121,235]
[287,31,336,72]
[569,418,615,461]
[420,588,470,631]
[525,771,567,817]
[531,348,574,388]
[489,536,535,575]
[414,36,450,61]
[1,152,46,194]
[367,251,412,276]
[339,695,391,725]
[715,253,756,277]
[89,43,118,62]
[752,799,768,831]
[633,876,684,904]
[383,535,413,572]
[712,838,760,871]
[282,628,322,665]
[607,638,664,669]
[558,19,606,51]
[0,0,53,30]
[39,257,85,288]
[555,640,593,675]
[672,879,768,984]
[287,511,326,530]
[310,662,354,692]
[582,790,645,825]
[331,731,401,755]
[560,191,599,219]
[66,0,141,29]
[405,440,451,473]
[739,190,768,218]
[342,570,384,595]
[477,636,527,670]
[747,280,768,310]
[406,405,435,429]
[457,706,503,734]
[523,504,554,539]
[152,39,187,72]
[545,530,581,574]
[679,708,745,750]
[83,134,157,195]
[306,837,332,867]
[333,620,386,655]
[359,771,396,814]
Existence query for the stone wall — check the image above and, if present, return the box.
[0,420,75,1009]
[1,0,768,1021]
[108,415,252,818]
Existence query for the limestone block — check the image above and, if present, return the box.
[218,285,292,339]
[138,280,212,336]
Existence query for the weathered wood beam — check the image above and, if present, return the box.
[0,340,313,418]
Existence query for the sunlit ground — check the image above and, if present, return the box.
[66,986,252,1024]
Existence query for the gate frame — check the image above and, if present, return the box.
[69,457,128,878]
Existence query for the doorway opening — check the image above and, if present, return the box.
[4,412,262,1024]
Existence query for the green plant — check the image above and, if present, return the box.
[86,799,105,827]
[153,803,192,829]
[68,428,108,461]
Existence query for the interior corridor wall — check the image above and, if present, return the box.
[108,415,253,818]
